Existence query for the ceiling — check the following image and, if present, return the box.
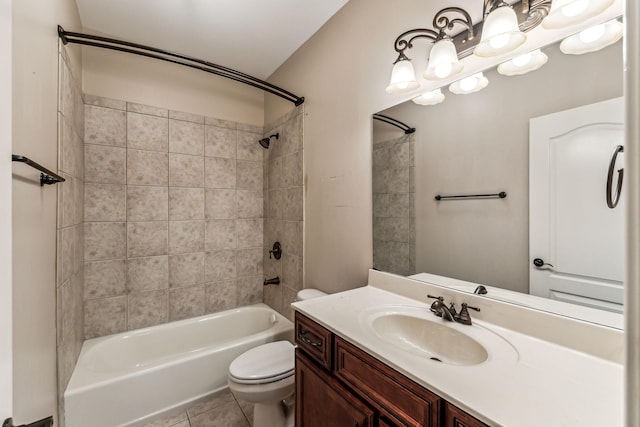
[75,0,350,79]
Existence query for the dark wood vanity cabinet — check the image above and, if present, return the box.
[295,312,490,427]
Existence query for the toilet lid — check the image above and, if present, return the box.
[229,341,295,384]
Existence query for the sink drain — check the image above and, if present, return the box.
[430,357,442,362]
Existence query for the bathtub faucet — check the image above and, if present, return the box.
[264,277,280,286]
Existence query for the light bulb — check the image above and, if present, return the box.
[579,24,606,43]
[434,63,453,79]
[489,33,511,50]
[459,76,478,92]
[412,88,445,106]
[512,52,532,67]
[561,0,590,17]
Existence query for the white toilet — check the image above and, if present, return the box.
[227,288,327,427]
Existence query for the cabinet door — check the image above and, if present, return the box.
[444,402,489,427]
[296,350,375,427]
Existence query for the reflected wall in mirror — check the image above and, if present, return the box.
[372,39,623,326]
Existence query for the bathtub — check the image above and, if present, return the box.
[64,303,293,427]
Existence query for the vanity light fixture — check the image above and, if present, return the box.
[497,49,548,76]
[449,72,489,95]
[559,19,623,55]
[386,0,552,94]
[542,0,615,29]
[412,88,445,106]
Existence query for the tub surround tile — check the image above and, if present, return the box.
[127,112,169,152]
[236,161,262,191]
[237,190,262,219]
[169,285,205,321]
[127,256,169,293]
[205,280,237,313]
[281,286,298,322]
[169,253,205,288]
[85,184,126,222]
[237,131,263,162]
[169,110,205,124]
[127,186,169,221]
[205,189,237,219]
[59,227,75,286]
[205,157,236,188]
[205,125,236,159]
[127,102,168,118]
[84,296,127,339]
[282,186,303,221]
[237,123,262,135]
[169,119,204,155]
[282,254,301,291]
[169,221,205,254]
[204,117,236,130]
[236,219,263,249]
[127,221,168,258]
[85,105,126,147]
[127,149,169,186]
[236,248,262,278]
[268,156,282,190]
[83,94,126,110]
[169,188,205,220]
[236,276,262,306]
[282,151,303,188]
[84,259,127,300]
[205,250,236,282]
[85,144,126,184]
[128,290,168,330]
[205,220,236,251]
[169,153,204,188]
[85,222,126,261]
[60,114,82,177]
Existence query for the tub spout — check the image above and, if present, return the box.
[264,277,280,286]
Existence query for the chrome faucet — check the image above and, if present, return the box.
[427,295,480,325]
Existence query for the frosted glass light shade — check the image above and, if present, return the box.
[386,59,420,94]
[542,0,615,29]
[412,88,445,106]
[560,20,622,55]
[424,39,463,80]
[497,49,548,76]
[474,6,527,57]
[449,73,489,95]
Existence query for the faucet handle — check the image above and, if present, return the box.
[455,303,481,325]
[427,294,444,302]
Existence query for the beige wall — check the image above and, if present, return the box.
[0,0,12,419]
[11,0,82,424]
[265,0,462,293]
[82,48,265,127]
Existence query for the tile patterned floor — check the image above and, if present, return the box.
[142,390,253,427]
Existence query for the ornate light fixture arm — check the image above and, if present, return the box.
[393,28,440,61]
[433,7,475,41]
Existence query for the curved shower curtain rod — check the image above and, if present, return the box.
[57,26,305,106]
[372,114,415,134]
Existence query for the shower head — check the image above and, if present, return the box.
[258,133,279,149]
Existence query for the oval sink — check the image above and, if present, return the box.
[360,305,518,366]
[372,313,488,365]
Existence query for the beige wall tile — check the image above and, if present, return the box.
[205,280,237,313]
[282,151,303,188]
[169,187,205,220]
[205,157,236,188]
[236,161,262,191]
[169,110,205,124]
[127,102,168,117]
[204,117,236,129]
[236,248,262,278]
[60,114,82,177]
[205,250,236,282]
[127,112,169,152]
[127,149,169,186]
[85,222,126,261]
[237,123,263,134]
[127,221,168,257]
[169,221,205,254]
[169,153,204,187]
[205,125,236,158]
[84,296,127,339]
[85,105,126,147]
[84,259,127,300]
[58,227,74,286]
[279,220,302,257]
[236,276,262,307]
[169,285,205,321]
[169,252,205,288]
[237,131,263,162]
[127,256,169,293]
[237,190,263,219]
[282,186,303,221]
[85,184,126,222]
[169,120,204,155]
[236,219,263,249]
[205,189,236,219]
[128,290,168,330]
[127,186,169,221]
[205,220,236,251]
[83,94,126,110]
[282,254,302,292]
[85,144,126,184]
[267,156,283,190]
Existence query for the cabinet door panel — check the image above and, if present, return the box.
[444,402,489,427]
[296,350,375,427]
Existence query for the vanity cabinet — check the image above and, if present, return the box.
[295,312,490,427]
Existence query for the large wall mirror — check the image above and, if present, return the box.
[372,34,624,329]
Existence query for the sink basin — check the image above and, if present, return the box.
[360,305,518,366]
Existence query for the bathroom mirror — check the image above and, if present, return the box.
[372,38,624,329]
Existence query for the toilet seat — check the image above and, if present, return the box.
[229,341,294,385]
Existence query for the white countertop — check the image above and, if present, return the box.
[292,285,623,427]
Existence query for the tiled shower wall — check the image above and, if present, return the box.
[82,95,265,339]
[372,133,415,276]
[56,42,85,422]
[263,106,304,321]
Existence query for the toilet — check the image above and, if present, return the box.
[227,288,327,427]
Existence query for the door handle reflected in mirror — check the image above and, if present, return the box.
[533,258,554,269]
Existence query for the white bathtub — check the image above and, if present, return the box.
[64,303,293,427]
